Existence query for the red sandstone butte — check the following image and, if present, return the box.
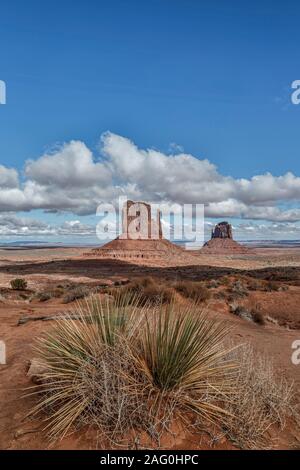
[90,200,188,261]
[201,221,250,255]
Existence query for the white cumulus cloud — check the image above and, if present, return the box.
[0,131,300,223]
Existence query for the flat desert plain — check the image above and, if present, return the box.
[0,245,300,450]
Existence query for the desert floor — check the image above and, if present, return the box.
[0,246,299,450]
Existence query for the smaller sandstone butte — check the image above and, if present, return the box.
[211,221,233,240]
[201,221,249,255]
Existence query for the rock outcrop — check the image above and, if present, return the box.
[202,221,249,255]
[120,200,163,240]
[211,221,233,240]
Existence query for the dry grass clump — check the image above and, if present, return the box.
[174,281,211,303]
[62,285,90,304]
[229,303,253,322]
[251,310,265,325]
[246,278,263,291]
[112,276,174,305]
[229,302,265,325]
[229,280,248,298]
[25,294,235,444]
[207,279,220,289]
[265,281,280,292]
[36,286,66,302]
[10,278,27,290]
[218,275,232,286]
[67,343,151,443]
[221,345,297,449]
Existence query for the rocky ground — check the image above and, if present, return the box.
[0,246,300,450]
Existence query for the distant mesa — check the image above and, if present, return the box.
[201,221,249,254]
[89,200,186,261]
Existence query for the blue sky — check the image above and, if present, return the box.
[0,0,300,242]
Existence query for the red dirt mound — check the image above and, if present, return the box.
[88,238,190,261]
[201,238,250,255]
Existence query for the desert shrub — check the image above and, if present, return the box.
[230,280,248,297]
[36,286,65,302]
[251,310,265,325]
[265,281,280,292]
[221,345,297,449]
[62,285,90,304]
[174,281,211,302]
[113,277,173,305]
[219,276,231,286]
[230,304,253,322]
[114,279,130,287]
[131,276,156,290]
[19,292,30,300]
[10,278,27,290]
[207,279,220,289]
[37,292,52,302]
[77,343,150,441]
[229,302,265,325]
[214,291,227,300]
[247,279,263,291]
[141,285,173,305]
[26,293,148,439]
[26,296,235,442]
[229,303,243,315]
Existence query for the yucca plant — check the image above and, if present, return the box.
[77,291,147,345]
[136,302,236,423]
[25,293,149,440]
[25,293,236,442]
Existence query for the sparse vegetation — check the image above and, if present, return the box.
[221,345,297,449]
[207,279,220,289]
[229,280,248,298]
[265,281,280,292]
[230,303,253,322]
[62,285,90,304]
[32,283,105,303]
[251,310,265,325]
[111,276,174,305]
[10,278,27,290]
[229,301,265,325]
[36,292,52,302]
[26,294,297,449]
[36,286,64,302]
[174,280,211,302]
[247,278,263,291]
[26,294,235,443]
